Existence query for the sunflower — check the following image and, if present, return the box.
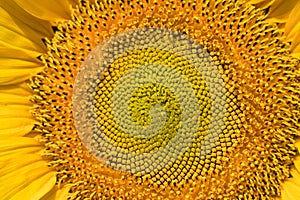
[0,0,299,199]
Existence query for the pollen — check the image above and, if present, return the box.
[30,0,300,199]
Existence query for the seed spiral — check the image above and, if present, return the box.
[72,28,226,178]
[30,0,300,199]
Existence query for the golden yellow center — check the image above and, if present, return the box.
[30,0,300,199]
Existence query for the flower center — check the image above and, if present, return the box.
[31,0,299,199]
[72,28,226,184]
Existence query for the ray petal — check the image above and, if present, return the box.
[268,0,300,22]
[10,172,56,200]
[13,0,73,21]
[0,161,54,200]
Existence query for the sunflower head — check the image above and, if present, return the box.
[1,0,300,199]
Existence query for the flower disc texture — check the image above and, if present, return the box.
[18,0,300,199]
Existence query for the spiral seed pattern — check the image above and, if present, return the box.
[30,0,300,199]
[72,28,226,180]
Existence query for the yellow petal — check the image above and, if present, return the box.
[291,168,300,179]
[289,26,300,58]
[291,42,300,58]
[0,154,44,176]
[0,67,42,85]
[0,0,52,37]
[0,100,35,136]
[0,118,35,137]
[281,140,300,200]
[268,0,300,23]
[0,1,52,68]
[0,159,47,179]
[0,46,39,61]
[293,138,300,174]
[0,93,31,105]
[281,181,300,200]
[0,58,41,68]
[0,5,51,53]
[10,172,56,200]
[0,104,32,118]
[13,0,73,21]
[67,0,79,8]
[0,47,43,86]
[250,0,276,9]
[284,2,300,41]
[40,185,71,200]
[281,168,300,200]
[0,104,35,136]
[0,1,48,52]
[0,82,32,96]
[0,146,41,158]
[0,160,53,200]
[0,25,44,54]
[295,139,300,152]
[0,137,40,152]
[294,156,300,174]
